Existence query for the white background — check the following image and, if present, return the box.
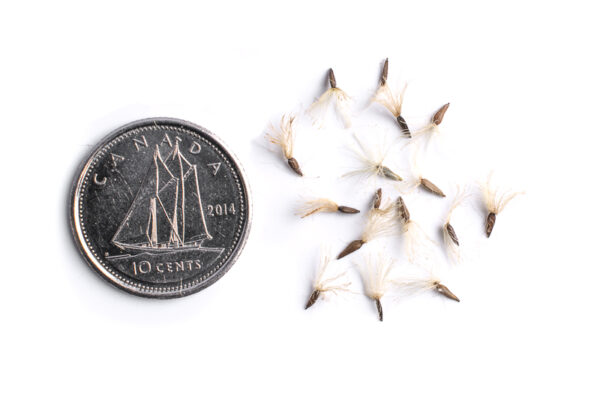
[1,1,599,399]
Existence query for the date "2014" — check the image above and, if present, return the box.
[206,203,236,217]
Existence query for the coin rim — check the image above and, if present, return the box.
[69,117,252,299]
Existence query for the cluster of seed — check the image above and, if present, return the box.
[266,59,522,321]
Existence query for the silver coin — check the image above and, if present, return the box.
[70,118,251,298]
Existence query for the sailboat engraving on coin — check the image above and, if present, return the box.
[111,143,214,253]
[70,118,251,298]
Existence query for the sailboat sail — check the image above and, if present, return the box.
[112,143,212,251]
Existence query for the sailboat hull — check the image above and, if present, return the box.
[114,241,218,254]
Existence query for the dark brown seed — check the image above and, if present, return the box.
[380,58,389,86]
[381,165,403,181]
[338,205,360,214]
[396,196,410,223]
[445,223,459,246]
[328,68,337,89]
[305,289,321,309]
[396,115,411,137]
[373,188,382,209]
[337,239,365,259]
[375,298,383,321]
[435,283,460,302]
[432,103,450,126]
[420,178,446,197]
[486,212,496,237]
[287,157,303,176]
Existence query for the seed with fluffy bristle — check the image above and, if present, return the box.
[309,68,352,128]
[362,202,398,242]
[432,103,450,125]
[337,201,399,259]
[297,198,360,218]
[344,136,403,182]
[393,270,460,303]
[411,103,451,147]
[407,147,444,196]
[306,250,351,310]
[420,177,446,197]
[443,186,469,262]
[266,114,303,176]
[395,197,435,263]
[373,61,411,137]
[357,253,395,322]
[482,173,523,238]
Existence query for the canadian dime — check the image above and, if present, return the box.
[70,118,251,298]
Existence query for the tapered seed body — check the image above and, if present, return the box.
[375,298,383,321]
[486,212,496,237]
[420,178,446,197]
[338,205,360,214]
[396,196,410,223]
[445,223,459,246]
[287,157,303,176]
[433,103,450,125]
[396,115,411,137]
[435,283,460,302]
[337,239,365,259]
[328,68,337,89]
[381,166,403,181]
[305,289,321,309]
[373,188,382,209]
[380,58,389,86]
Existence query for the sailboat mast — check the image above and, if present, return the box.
[176,143,186,244]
